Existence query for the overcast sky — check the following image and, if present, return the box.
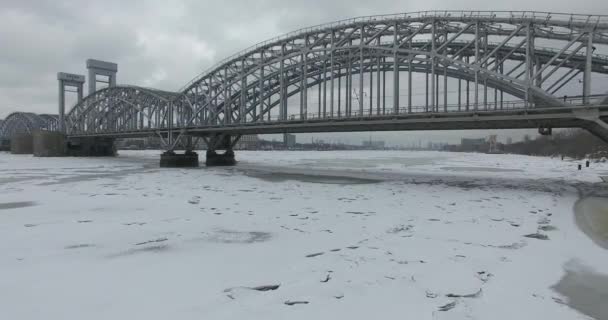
[1,0,607,145]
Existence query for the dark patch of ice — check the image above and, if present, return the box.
[108,245,170,258]
[539,225,558,231]
[441,166,523,173]
[285,300,309,306]
[438,301,457,311]
[245,170,381,185]
[123,222,147,226]
[552,260,608,320]
[387,224,414,234]
[306,252,324,258]
[250,284,280,291]
[446,288,482,298]
[65,244,95,249]
[524,233,549,240]
[495,241,527,249]
[0,201,37,210]
[135,238,168,246]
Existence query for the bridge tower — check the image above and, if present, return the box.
[86,59,118,94]
[56,59,118,157]
[57,72,85,133]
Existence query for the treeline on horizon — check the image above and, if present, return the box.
[503,129,608,159]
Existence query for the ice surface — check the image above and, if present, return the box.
[0,150,607,320]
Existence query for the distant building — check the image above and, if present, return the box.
[362,140,385,149]
[235,135,259,150]
[487,135,500,153]
[461,138,487,152]
[144,136,162,149]
[283,133,296,148]
[116,138,145,149]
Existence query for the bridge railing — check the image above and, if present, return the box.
[249,95,606,124]
[275,102,524,123]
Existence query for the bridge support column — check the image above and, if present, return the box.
[160,150,199,168]
[66,137,116,157]
[574,108,608,144]
[33,131,67,157]
[10,134,33,154]
[582,120,608,144]
[0,139,9,152]
[204,134,238,166]
[206,149,235,166]
[158,133,199,168]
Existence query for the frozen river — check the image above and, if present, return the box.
[1,150,607,319]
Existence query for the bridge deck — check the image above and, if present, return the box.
[67,105,608,138]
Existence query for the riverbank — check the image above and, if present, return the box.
[575,196,608,250]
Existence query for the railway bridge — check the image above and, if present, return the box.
[3,11,608,166]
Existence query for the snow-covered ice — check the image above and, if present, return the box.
[1,150,607,319]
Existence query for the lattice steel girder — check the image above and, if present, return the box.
[66,11,608,137]
[67,106,608,138]
[191,41,608,122]
[66,86,185,135]
[0,112,58,138]
[179,14,607,121]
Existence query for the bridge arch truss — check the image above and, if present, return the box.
[67,11,608,138]
[0,112,58,139]
[65,86,192,136]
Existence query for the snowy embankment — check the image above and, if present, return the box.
[0,150,607,320]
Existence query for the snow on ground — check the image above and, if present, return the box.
[0,150,607,320]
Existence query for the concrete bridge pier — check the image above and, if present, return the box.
[159,134,199,168]
[205,149,235,166]
[160,150,199,168]
[204,134,238,166]
[9,134,34,154]
[66,137,116,156]
[0,139,9,152]
[33,131,66,157]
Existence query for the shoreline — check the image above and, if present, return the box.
[574,195,608,250]
[573,181,608,250]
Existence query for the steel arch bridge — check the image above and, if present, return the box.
[0,112,58,139]
[65,11,608,151]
